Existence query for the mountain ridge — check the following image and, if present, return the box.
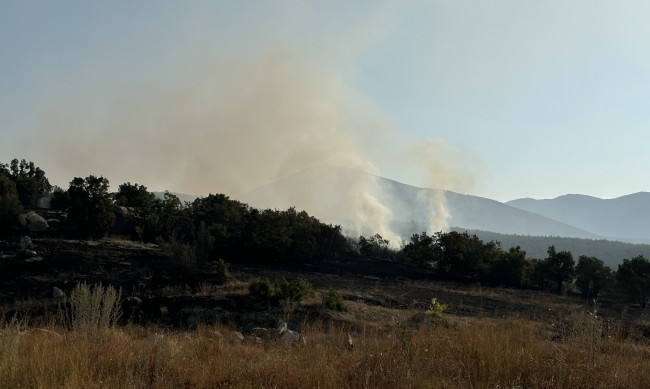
[239,166,606,241]
[507,192,650,241]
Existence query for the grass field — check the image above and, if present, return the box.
[2,306,650,388]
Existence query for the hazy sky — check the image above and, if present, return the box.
[2,1,649,202]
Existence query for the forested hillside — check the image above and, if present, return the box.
[456,228,650,268]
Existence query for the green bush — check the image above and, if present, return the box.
[248,277,313,305]
[276,277,313,301]
[249,278,275,301]
[425,298,447,316]
[322,289,347,312]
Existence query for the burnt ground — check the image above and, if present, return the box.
[1,237,649,337]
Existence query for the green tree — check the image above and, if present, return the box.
[402,232,436,267]
[67,176,115,236]
[358,233,390,259]
[0,171,23,231]
[543,246,575,293]
[488,246,527,287]
[49,186,71,211]
[433,231,499,280]
[114,182,155,208]
[616,255,650,307]
[524,258,547,289]
[115,182,157,239]
[575,255,612,299]
[1,159,52,207]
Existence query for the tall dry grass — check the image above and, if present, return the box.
[1,311,649,388]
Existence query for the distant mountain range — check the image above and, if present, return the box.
[507,193,650,243]
[239,166,650,243]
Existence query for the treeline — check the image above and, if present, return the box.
[1,159,649,306]
[0,159,348,265]
[373,230,649,306]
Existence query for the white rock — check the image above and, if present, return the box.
[52,287,65,299]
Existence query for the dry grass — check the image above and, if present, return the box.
[2,312,650,389]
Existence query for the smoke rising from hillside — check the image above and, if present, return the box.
[20,13,474,242]
[24,50,473,241]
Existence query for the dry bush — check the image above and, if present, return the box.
[67,282,122,333]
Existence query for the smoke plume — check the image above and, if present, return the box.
[20,45,473,243]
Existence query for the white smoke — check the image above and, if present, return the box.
[16,4,475,242]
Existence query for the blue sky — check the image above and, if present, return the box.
[1,1,649,202]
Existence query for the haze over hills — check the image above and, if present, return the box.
[239,166,605,243]
[507,193,650,243]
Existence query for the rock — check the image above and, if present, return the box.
[245,336,263,344]
[25,211,49,232]
[280,329,301,344]
[52,287,65,299]
[230,331,245,343]
[19,236,33,249]
[46,219,61,230]
[124,296,142,305]
[14,213,27,229]
[276,319,288,335]
[251,327,269,336]
[22,250,37,257]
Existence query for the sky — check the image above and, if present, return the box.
[2,1,650,203]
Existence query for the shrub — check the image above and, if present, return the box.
[211,258,230,278]
[248,278,275,301]
[248,277,313,306]
[322,289,348,312]
[426,298,447,316]
[67,282,122,333]
[276,277,313,301]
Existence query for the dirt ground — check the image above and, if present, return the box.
[1,237,649,337]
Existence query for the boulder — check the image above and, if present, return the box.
[19,236,33,249]
[280,329,301,344]
[52,287,65,299]
[25,211,49,232]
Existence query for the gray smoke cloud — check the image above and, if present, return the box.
[16,3,475,242]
